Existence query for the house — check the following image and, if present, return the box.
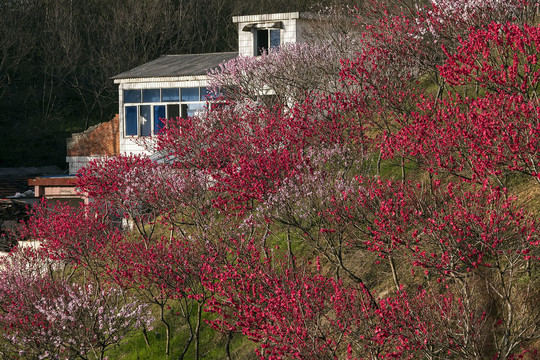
[110,52,237,157]
[108,12,321,159]
[62,12,322,176]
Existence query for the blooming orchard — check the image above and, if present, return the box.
[2,1,540,359]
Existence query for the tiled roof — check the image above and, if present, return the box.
[111,52,238,80]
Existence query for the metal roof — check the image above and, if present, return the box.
[111,52,238,80]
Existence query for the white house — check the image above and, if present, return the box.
[66,12,321,172]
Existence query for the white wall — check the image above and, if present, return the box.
[66,155,106,175]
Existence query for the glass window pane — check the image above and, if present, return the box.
[124,90,141,103]
[181,104,188,119]
[140,105,151,136]
[154,105,166,134]
[162,88,179,102]
[185,103,205,118]
[181,87,199,102]
[270,29,280,49]
[200,87,212,101]
[143,89,160,103]
[125,106,138,136]
[167,104,180,121]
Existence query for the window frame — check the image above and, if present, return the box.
[123,87,209,137]
[255,28,280,56]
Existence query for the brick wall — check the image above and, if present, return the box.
[67,115,119,157]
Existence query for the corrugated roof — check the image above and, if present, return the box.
[111,52,238,80]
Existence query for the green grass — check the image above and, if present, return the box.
[108,305,256,360]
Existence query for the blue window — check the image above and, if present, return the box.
[162,88,179,102]
[139,105,151,136]
[124,87,212,137]
[256,29,280,55]
[154,105,166,134]
[200,87,212,101]
[125,106,138,135]
[270,29,280,49]
[143,89,160,103]
[181,87,199,102]
[124,90,141,103]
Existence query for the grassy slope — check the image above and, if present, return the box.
[109,307,256,360]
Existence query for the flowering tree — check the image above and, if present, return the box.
[77,154,212,242]
[258,161,540,358]
[108,235,220,359]
[202,239,377,360]
[439,22,540,98]
[208,41,359,107]
[155,92,369,212]
[0,247,152,360]
[384,93,540,185]
[381,22,540,186]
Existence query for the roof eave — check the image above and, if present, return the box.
[113,75,209,84]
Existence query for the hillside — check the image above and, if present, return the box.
[0,1,539,359]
